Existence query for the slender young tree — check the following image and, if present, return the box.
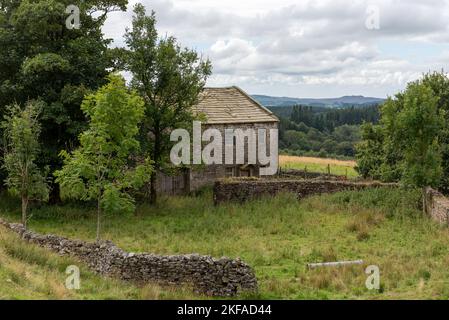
[54,75,152,241]
[2,102,49,229]
[122,4,212,204]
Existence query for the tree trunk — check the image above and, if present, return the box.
[96,198,101,242]
[21,195,28,230]
[49,181,61,204]
[150,129,161,205]
[422,187,427,215]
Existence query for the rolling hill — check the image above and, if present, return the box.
[252,94,385,108]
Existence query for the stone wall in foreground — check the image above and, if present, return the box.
[424,187,449,225]
[213,178,397,204]
[0,219,257,297]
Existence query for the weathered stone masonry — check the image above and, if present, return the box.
[0,219,258,297]
[424,187,449,225]
[214,179,398,204]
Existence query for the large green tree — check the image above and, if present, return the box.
[418,72,449,192]
[122,4,212,204]
[356,71,446,189]
[396,83,442,187]
[54,75,152,241]
[0,0,127,198]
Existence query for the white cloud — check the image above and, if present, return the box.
[103,0,449,97]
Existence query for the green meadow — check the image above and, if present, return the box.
[1,187,449,299]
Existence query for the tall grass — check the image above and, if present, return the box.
[0,226,201,300]
[1,187,449,299]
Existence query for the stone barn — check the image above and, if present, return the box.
[156,86,279,194]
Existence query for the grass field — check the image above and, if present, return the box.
[0,225,196,299]
[279,155,359,178]
[1,187,449,300]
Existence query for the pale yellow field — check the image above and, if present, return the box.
[279,155,358,177]
[280,155,356,167]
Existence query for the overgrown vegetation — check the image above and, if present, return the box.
[0,0,129,196]
[0,1,210,205]
[0,225,197,299]
[0,2,210,226]
[356,71,449,190]
[2,188,449,300]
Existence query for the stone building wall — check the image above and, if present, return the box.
[159,121,279,194]
[203,122,278,165]
[189,122,279,191]
[213,178,397,204]
[0,219,258,297]
[424,187,449,225]
[189,165,226,192]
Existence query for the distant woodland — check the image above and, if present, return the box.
[269,104,380,159]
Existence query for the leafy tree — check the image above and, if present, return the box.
[122,4,212,204]
[54,75,152,241]
[355,123,384,179]
[419,72,449,192]
[334,125,360,143]
[336,141,355,157]
[2,102,49,229]
[395,83,442,187]
[0,0,128,198]
[356,72,445,188]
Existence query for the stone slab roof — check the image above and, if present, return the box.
[193,86,279,124]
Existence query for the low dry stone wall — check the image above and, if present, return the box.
[214,179,397,204]
[0,219,257,296]
[424,187,449,225]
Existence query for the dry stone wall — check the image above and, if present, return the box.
[214,178,397,204]
[424,187,449,225]
[0,219,257,297]
[276,169,354,181]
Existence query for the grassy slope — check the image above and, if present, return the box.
[0,225,198,300]
[279,155,359,178]
[1,188,449,299]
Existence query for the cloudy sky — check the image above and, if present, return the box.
[103,0,449,98]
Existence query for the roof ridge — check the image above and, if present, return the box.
[203,86,236,89]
